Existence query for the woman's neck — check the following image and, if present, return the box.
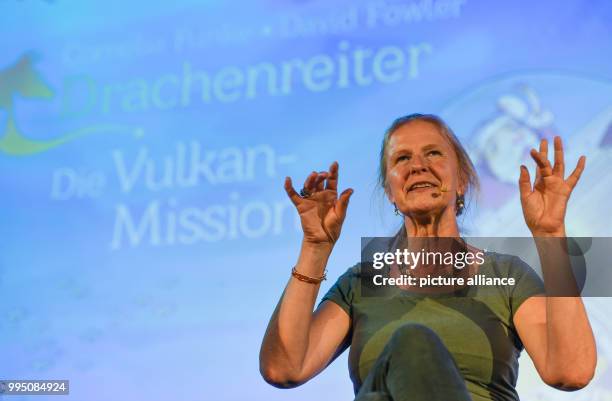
[404,207,460,237]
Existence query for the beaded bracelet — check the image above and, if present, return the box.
[291,266,327,284]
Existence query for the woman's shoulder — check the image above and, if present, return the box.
[327,262,372,293]
[482,251,538,277]
[481,250,545,297]
[333,263,363,283]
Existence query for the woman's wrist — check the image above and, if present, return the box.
[295,240,333,276]
[301,238,335,255]
[530,227,567,237]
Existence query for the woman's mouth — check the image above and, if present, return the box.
[406,181,438,192]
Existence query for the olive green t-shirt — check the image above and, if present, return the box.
[319,252,545,401]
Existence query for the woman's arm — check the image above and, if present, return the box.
[259,242,351,388]
[259,162,354,388]
[515,137,596,390]
[514,237,596,390]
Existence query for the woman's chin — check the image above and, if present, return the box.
[402,203,443,217]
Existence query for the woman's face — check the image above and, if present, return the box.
[385,120,463,217]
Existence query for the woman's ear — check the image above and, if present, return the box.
[458,173,467,197]
[384,184,395,204]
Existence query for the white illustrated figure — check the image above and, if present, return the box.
[470,85,554,184]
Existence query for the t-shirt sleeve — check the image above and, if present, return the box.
[509,255,546,318]
[318,264,357,317]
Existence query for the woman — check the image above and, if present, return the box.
[259,114,596,401]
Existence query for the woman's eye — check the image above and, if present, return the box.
[397,155,410,162]
[427,150,442,157]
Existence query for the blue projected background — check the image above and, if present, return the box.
[1,1,611,400]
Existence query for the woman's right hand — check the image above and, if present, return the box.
[284,161,353,248]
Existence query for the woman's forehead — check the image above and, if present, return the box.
[387,121,451,151]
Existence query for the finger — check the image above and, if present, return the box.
[518,165,532,199]
[566,156,586,189]
[335,188,354,220]
[313,172,328,192]
[553,136,565,177]
[325,161,338,191]
[540,138,548,160]
[284,177,302,206]
[530,148,553,177]
[303,171,318,192]
[534,138,548,183]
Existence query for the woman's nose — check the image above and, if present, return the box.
[409,154,429,174]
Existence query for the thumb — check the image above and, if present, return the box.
[336,188,354,219]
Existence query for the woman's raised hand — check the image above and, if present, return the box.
[284,161,354,247]
[518,136,586,236]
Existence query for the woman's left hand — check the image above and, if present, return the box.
[518,136,586,236]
